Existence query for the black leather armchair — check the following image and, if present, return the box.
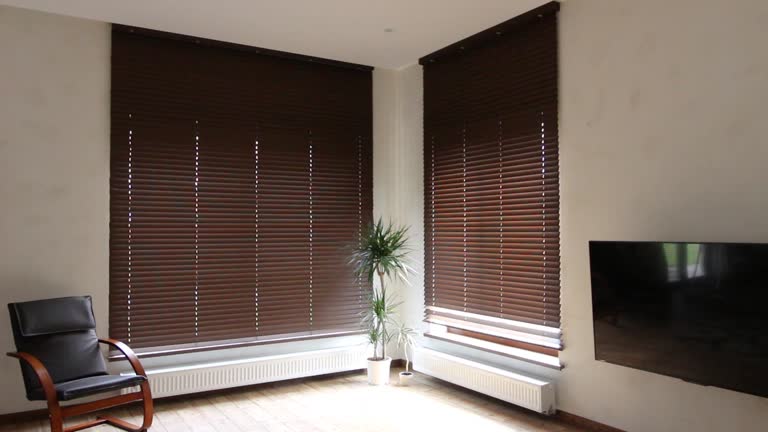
[7,296,153,432]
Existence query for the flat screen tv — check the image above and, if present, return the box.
[589,241,768,398]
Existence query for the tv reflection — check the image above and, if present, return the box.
[589,241,768,398]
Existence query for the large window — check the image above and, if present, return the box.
[422,3,561,365]
[109,26,372,352]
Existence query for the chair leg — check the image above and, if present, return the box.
[48,399,64,432]
[98,416,146,432]
[97,383,154,432]
[141,382,155,429]
[49,413,64,432]
[139,381,154,430]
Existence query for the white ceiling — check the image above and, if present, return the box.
[0,0,550,69]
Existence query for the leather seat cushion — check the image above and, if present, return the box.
[29,374,146,401]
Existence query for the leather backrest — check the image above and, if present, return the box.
[8,296,107,399]
[11,296,98,336]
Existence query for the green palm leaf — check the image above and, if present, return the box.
[350,218,415,360]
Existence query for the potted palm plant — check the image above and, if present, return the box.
[351,219,413,385]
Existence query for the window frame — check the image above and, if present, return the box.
[108,26,373,351]
[420,2,562,361]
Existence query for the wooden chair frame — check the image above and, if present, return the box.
[7,338,153,432]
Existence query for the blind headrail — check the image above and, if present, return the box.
[112,24,374,72]
[418,1,560,65]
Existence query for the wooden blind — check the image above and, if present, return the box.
[109,27,372,349]
[422,3,561,345]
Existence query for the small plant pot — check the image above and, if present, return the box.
[399,371,414,386]
[367,357,392,385]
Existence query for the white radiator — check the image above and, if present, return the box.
[413,347,556,414]
[123,346,367,398]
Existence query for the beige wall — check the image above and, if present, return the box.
[558,1,768,430]
[4,0,768,428]
[0,6,111,414]
[372,65,425,348]
[0,6,365,415]
[386,0,768,431]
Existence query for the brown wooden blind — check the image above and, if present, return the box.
[423,3,561,341]
[110,27,372,349]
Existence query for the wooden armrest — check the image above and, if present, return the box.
[7,351,59,404]
[98,338,148,378]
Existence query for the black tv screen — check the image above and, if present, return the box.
[589,241,768,398]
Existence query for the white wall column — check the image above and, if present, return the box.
[372,65,424,359]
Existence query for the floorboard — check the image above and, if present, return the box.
[5,368,591,432]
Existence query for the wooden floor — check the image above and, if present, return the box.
[4,368,590,432]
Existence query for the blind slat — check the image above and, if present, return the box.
[424,10,561,333]
[110,29,372,349]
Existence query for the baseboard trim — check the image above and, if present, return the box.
[0,407,49,424]
[556,410,626,432]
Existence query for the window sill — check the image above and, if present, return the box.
[108,330,365,361]
[424,331,563,370]
[425,307,562,350]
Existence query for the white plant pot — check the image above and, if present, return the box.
[399,371,414,386]
[367,357,392,385]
